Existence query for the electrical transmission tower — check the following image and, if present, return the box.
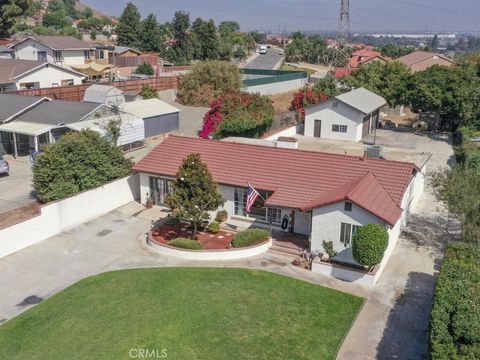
[333,0,351,68]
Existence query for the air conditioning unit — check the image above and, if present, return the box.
[366,145,383,159]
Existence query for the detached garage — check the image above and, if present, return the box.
[121,99,180,138]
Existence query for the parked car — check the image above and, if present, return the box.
[279,49,284,55]
[0,154,10,176]
[259,45,267,54]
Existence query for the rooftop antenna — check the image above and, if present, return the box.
[333,0,351,68]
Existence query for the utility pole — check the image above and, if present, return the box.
[333,0,351,68]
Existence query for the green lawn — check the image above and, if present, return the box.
[0,268,364,360]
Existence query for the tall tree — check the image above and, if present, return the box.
[171,10,193,64]
[116,2,141,48]
[139,13,164,53]
[191,18,218,60]
[0,0,31,37]
[218,21,239,35]
[166,153,225,237]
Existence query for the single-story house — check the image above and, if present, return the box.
[83,84,125,107]
[9,35,94,66]
[0,58,86,92]
[133,135,425,268]
[396,51,455,72]
[120,99,180,138]
[304,87,387,142]
[0,98,111,155]
[348,49,389,68]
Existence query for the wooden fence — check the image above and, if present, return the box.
[7,76,181,102]
[113,54,159,67]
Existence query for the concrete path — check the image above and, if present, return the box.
[0,155,34,214]
[337,132,457,360]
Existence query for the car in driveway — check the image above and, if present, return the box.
[0,154,10,176]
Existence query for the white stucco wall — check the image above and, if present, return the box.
[245,78,307,96]
[304,101,364,142]
[263,125,297,141]
[13,39,87,65]
[0,175,140,259]
[14,38,54,61]
[14,65,84,89]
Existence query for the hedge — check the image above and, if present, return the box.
[352,224,389,267]
[168,238,203,250]
[430,242,480,360]
[232,229,269,248]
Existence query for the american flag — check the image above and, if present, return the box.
[246,183,260,213]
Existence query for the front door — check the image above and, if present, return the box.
[294,211,311,235]
[314,120,322,138]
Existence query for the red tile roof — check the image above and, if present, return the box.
[133,135,417,225]
[335,67,354,79]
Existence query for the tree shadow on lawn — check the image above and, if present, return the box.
[376,271,436,360]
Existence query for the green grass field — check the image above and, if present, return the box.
[0,268,364,360]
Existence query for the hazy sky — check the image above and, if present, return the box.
[82,0,480,33]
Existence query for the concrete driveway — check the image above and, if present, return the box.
[0,155,34,215]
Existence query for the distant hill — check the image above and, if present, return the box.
[75,1,111,20]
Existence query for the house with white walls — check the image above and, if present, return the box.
[0,58,85,92]
[133,135,426,283]
[304,87,387,143]
[9,35,94,66]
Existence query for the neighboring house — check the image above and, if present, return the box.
[348,49,389,68]
[0,98,111,155]
[9,35,94,66]
[0,58,85,92]
[0,45,14,59]
[133,135,425,269]
[304,88,387,142]
[120,99,180,138]
[396,51,455,72]
[83,84,125,107]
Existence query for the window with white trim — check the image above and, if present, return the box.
[332,124,347,133]
[267,208,282,224]
[234,187,269,221]
[340,222,361,245]
[53,50,62,62]
[344,202,352,211]
[84,50,91,59]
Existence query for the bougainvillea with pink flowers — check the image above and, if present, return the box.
[291,87,329,120]
[200,92,274,139]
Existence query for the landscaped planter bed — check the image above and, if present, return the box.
[151,222,235,249]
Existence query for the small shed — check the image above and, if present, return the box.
[121,99,180,138]
[83,84,125,107]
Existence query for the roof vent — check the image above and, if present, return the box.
[275,136,298,149]
[365,145,383,159]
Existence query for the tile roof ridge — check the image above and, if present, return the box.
[350,170,401,207]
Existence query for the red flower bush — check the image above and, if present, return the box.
[200,92,274,139]
[291,87,329,119]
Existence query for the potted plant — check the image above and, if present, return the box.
[322,240,337,262]
[215,210,228,223]
[146,193,153,209]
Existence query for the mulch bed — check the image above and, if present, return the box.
[152,222,235,250]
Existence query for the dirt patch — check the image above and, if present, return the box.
[269,91,296,114]
[383,108,416,127]
[0,202,41,230]
[152,222,235,249]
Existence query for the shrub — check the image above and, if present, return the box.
[290,86,329,119]
[140,85,159,99]
[352,224,389,267]
[215,210,228,223]
[200,91,274,139]
[322,240,337,258]
[168,238,204,250]
[177,61,242,106]
[430,242,480,359]
[33,130,132,203]
[208,222,221,234]
[135,62,154,76]
[232,229,269,248]
[164,216,180,226]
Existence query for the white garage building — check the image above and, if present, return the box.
[304,87,386,143]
